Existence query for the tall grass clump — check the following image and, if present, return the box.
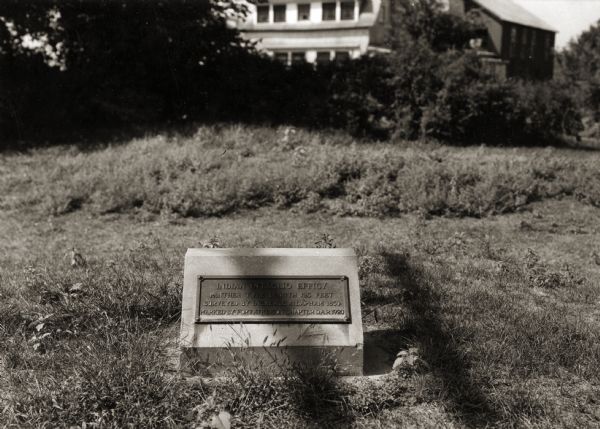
[0,239,181,366]
[0,238,189,426]
[2,125,599,220]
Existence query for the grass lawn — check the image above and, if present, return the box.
[1,125,600,428]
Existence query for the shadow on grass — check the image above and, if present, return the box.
[0,120,247,154]
[364,329,408,375]
[0,119,340,158]
[380,252,505,427]
[288,362,355,427]
[3,117,600,154]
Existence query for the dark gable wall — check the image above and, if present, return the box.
[500,22,555,80]
[451,0,554,80]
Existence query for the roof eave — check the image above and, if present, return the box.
[500,18,558,33]
[470,0,558,33]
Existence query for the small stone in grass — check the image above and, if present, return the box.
[393,347,422,370]
[210,411,231,429]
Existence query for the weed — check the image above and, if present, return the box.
[314,233,337,248]
[524,248,587,290]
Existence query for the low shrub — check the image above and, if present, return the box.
[388,38,444,140]
[512,80,583,143]
[4,125,600,219]
[324,56,395,139]
[420,53,583,145]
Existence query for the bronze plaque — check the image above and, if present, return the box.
[196,276,351,323]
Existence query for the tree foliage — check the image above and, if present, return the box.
[387,0,483,52]
[383,0,582,144]
[562,19,600,82]
[560,19,600,119]
[0,0,249,139]
[0,0,584,145]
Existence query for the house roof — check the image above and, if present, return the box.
[472,0,557,32]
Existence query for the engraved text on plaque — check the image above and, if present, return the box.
[196,276,351,323]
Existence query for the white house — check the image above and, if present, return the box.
[232,0,390,65]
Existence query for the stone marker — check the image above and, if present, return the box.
[180,248,363,375]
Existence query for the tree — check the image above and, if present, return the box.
[559,19,600,119]
[0,0,250,141]
[387,0,483,52]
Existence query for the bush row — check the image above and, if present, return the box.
[4,53,583,147]
[331,47,583,145]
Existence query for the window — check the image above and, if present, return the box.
[298,3,311,20]
[257,5,269,23]
[335,51,350,63]
[530,31,537,58]
[509,26,517,58]
[273,4,286,22]
[521,28,529,59]
[378,4,386,24]
[545,33,553,60]
[322,2,336,20]
[274,52,289,64]
[316,51,331,65]
[341,1,355,20]
[291,52,306,64]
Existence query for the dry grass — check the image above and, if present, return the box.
[1,124,600,219]
[1,125,600,427]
